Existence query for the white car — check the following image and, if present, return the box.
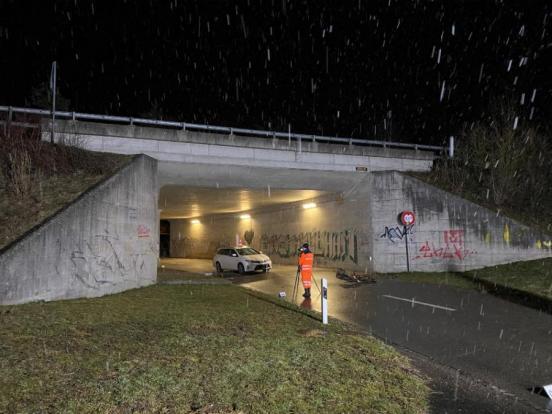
[213,247,272,274]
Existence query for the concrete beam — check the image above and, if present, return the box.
[46,120,434,173]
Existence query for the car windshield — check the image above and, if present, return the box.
[237,248,259,256]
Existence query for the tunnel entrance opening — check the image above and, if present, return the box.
[157,162,372,273]
[158,185,331,263]
[159,220,170,258]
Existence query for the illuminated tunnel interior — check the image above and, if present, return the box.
[157,162,371,270]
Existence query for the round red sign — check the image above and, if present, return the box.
[400,210,416,226]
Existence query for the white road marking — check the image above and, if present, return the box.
[382,294,456,312]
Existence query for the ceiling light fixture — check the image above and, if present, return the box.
[240,214,251,220]
[190,219,201,224]
[302,202,317,209]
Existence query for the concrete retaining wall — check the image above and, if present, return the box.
[0,155,159,305]
[169,191,373,272]
[371,172,552,272]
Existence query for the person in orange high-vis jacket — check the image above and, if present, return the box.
[298,242,314,298]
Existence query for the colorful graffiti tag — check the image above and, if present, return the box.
[260,229,359,264]
[415,229,476,261]
[536,240,552,249]
[137,224,151,238]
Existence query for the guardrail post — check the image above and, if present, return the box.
[298,135,302,153]
[272,131,276,149]
[448,136,455,158]
[181,122,186,131]
[288,124,291,147]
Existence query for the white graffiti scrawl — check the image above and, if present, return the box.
[70,229,156,289]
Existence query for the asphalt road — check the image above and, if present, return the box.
[161,259,552,413]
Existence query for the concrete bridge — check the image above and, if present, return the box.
[49,118,438,173]
[0,108,550,305]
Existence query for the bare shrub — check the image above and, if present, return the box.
[0,126,123,187]
[4,149,32,197]
[429,102,552,228]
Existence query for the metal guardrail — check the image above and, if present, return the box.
[0,105,449,154]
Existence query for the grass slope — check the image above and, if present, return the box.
[467,258,552,301]
[0,284,429,413]
[0,172,113,250]
[0,130,129,250]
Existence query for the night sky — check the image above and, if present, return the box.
[1,0,551,145]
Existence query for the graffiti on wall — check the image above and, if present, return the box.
[379,224,414,243]
[535,240,552,249]
[244,230,255,245]
[483,223,552,250]
[170,234,224,259]
[137,224,151,238]
[503,223,510,243]
[260,229,360,264]
[415,229,476,261]
[70,230,157,289]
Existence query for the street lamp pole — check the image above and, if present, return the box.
[50,61,57,143]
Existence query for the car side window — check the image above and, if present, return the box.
[230,249,238,257]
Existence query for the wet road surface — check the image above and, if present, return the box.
[161,259,552,413]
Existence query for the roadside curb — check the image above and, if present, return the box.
[460,273,552,315]
[159,279,231,285]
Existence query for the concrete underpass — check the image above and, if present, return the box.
[157,161,370,272]
[0,115,550,412]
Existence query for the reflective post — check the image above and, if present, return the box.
[448,135,455,158]
[321,278,328,324]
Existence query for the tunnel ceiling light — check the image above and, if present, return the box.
[303,202,317,209]
[190,219,201,224]
[240,214,251,220]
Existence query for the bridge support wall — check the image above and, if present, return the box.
[371,172,552,272]
[0,156,159,305]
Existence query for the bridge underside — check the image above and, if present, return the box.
[158,162,372,270]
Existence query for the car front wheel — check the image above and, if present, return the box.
[238,263,245,274]
[215,262,223,274]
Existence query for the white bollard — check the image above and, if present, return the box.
[321,278,328,325]
[543,384,552,399]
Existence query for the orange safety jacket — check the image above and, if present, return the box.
[298,252,314,288]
